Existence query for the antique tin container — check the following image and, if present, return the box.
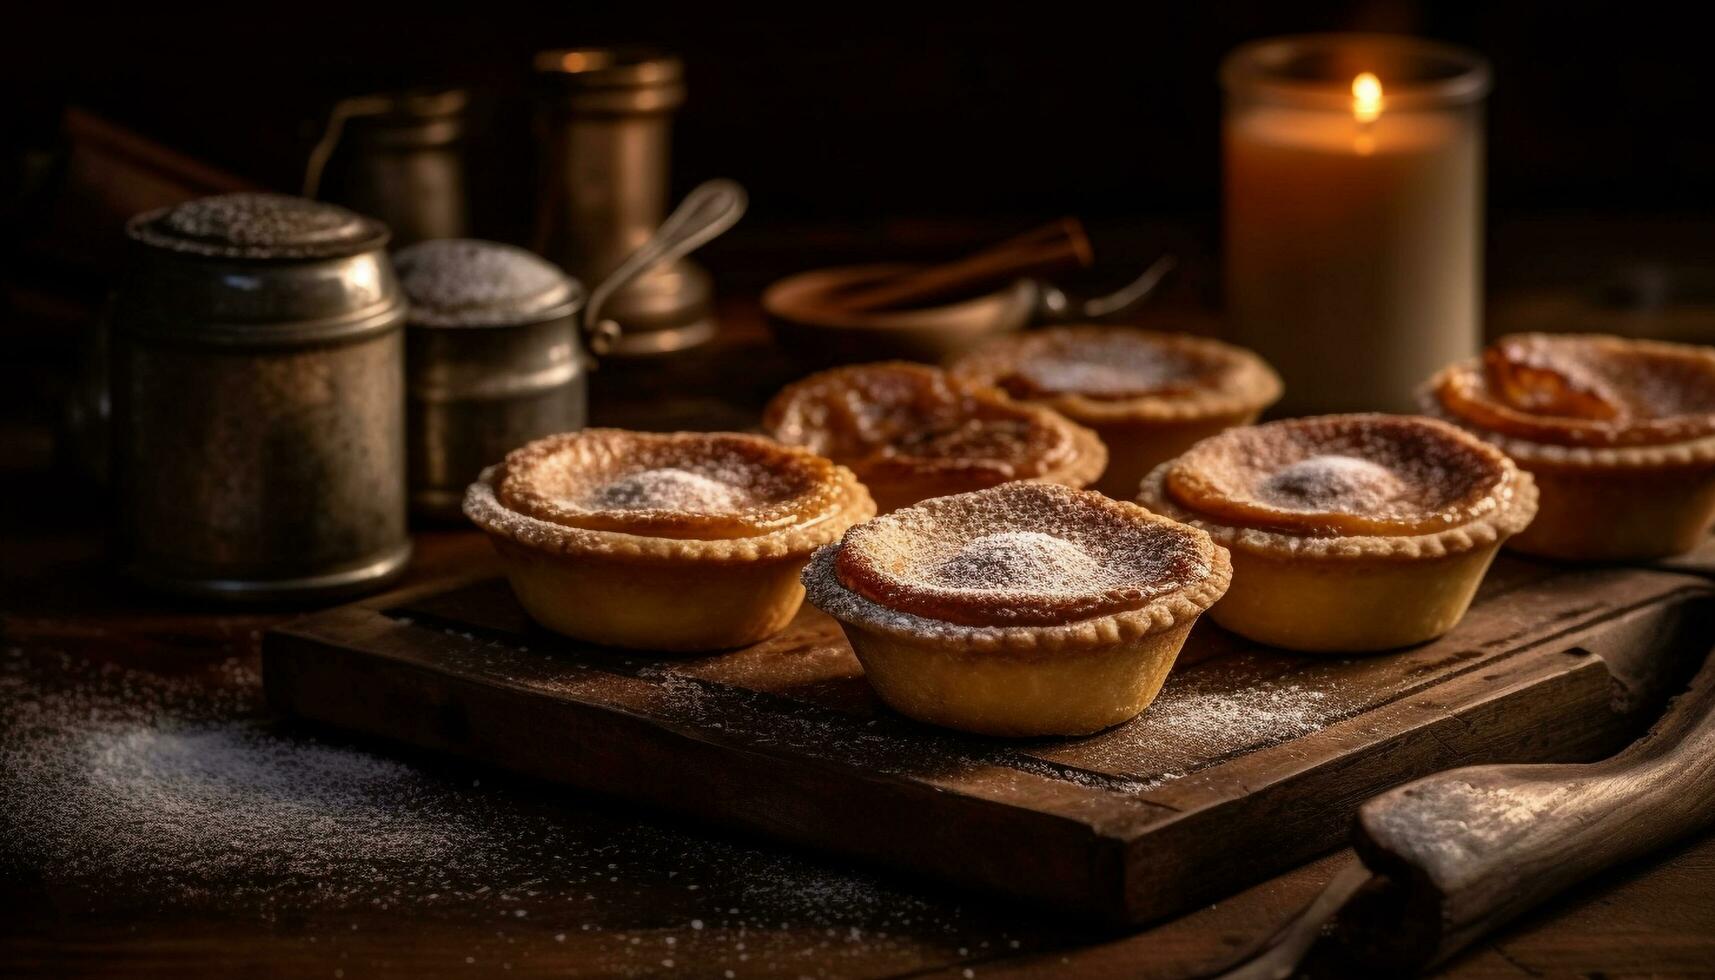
[393,239,587,520]
[303,88,471,248]
[532,48,717,356]
[112,192,411,601]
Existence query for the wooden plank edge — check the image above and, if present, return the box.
[262,614,1143,918]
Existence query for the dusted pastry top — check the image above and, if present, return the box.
[1138,415,1538,562]
[831,483,1215,628]
[1426,334,1715,450]
[465,430,874,559]
[494,430,853,540]
[762,362,1104,489]
[949,326,1282,422]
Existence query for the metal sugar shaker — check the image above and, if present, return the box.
[393,239,586,521]
[112,192,411,601]
[304,88,470,248]
[532,48,717,356]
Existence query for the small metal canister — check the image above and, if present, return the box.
[394,239,586,520]
[112,192,411,601]
[532,48,717,355]
[304,88,470,248]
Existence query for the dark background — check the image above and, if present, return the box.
[6,0,1713,243]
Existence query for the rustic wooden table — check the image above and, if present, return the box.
[4,223,1715,978]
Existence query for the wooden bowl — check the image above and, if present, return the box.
[763,263,1037,366]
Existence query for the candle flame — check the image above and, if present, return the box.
[1352,72,1384,124]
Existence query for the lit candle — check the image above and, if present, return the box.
[1222,35,1492,415]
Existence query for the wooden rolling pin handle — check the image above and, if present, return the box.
[833,217,1094,313]
[1343,648,1715,970]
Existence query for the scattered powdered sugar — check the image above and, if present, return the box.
[1015,345,1202,397]
[1259,454,1406,515]
[634,666,1162,796]
[1173,415,1502,524]
[0,646,1042,970]
[996,332,1221,400]
[1145,680,1341,745]
[1019,360,1150,395]
[586,467,747,513]
[824,484,1205,629]
[1032,656,1363,784]
[932,530,1104,595]
[2,658,495,908]
[72,724,475,883]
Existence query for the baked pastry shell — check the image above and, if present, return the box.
[1420,375,1715,560]
[801,534,1232,736]
[948,328,1283,498]
[466,463,875,652]
[490,538,814,652]
[762,362,1110,514]
[861,420,1108,514]
[1137,457,1538,654]
[1083,410,1264,500]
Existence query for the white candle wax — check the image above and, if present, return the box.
[1225,88,1482,414]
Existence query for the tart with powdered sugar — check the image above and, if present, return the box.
[804,482,1230,736]
[949,326,1282,498]
[465,429,873,651]
[1138,415,1537,653]
[1421,333,1715,560]
[761,362,1106,513]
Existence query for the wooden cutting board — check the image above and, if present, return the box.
[263,554,1715,924]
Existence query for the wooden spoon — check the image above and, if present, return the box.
[1211,638,1715,978]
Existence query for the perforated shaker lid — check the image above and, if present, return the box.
[127,192,389,260]
[394,239,583,327]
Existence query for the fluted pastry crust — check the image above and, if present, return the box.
[948,326,1282,425]
[465,429,874,563]
[805,483,1231,654]
[762,362,1106,494]
[1139,414,1538,561]
[1422,334,1715,471]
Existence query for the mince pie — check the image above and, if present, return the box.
[762,361,1106,512]
[950,326,1282,497]
[804,482,1230,735]
[465,429,874,651]
[1422,333,1715,560]
[1138,414,1537,653]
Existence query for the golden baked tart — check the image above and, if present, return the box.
[803,482,1231,736]
[762,361,1106,513]
[1422,333,1715,560]
[949,326,1283,498]
[1138,415,1537,654]
[464,429,874,651]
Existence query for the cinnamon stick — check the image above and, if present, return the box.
[833,217,1094,313]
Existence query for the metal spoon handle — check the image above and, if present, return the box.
[581,178,748,355]
[1036,253,1176,323]
[1077,253,1177,319]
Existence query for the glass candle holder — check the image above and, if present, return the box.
[1222,34,1492,415]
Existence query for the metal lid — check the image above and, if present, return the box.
[128,192,390,261]
[118,192,403,347]
[395,239,584,328]
[532,48,686,114]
